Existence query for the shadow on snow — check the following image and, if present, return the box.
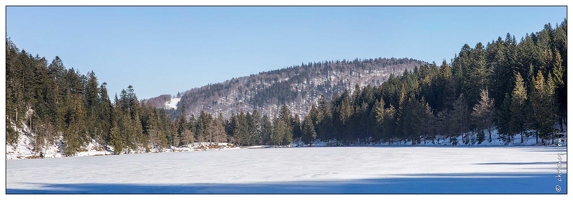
[7,172,567,194]
[476,161,565,165]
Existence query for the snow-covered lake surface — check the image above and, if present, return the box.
[6,147,567,194]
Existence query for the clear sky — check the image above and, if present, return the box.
[5,6,567,100]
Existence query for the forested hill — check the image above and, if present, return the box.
[145,58,425,119]
[5,19,567,158]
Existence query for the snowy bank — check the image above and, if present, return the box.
[5,123,240,160]
[297,129,567,147]
[6,122,566,160]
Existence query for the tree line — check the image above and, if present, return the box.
[5,38,307,155]
[296,20,567,145]
[5,19,567,156]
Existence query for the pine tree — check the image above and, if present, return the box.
[292,114,302,141]
[509,72,528,144]
[261,114,273,145]
[177,106,189,146]
[212,114,227,144]
[84,72,101,141]
[301,114,317,145]
[271,115,286,145]
[382,104,397,144]
[246,111,261,145]
[316,95,332,140]
[551,49,566,131]
[99,83,113,145]
[278,104,293,145]
[449,94,469,145]
[338,90,354,143]
[421,100,437,144]
[531,71,556,144]
[62,93,87,156]
[373,98,385,141]
[145,106,160,149]
[109,120,122,154]
[471,88,494,143]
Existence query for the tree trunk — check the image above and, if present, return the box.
[551,131,555,145]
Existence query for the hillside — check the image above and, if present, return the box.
[6,19,566,158]
[145,58,426,119]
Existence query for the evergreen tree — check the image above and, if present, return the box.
[292,114,302,141]
[337,90,354,143]
[470,88,495,143]
[421,100,437,144]
[382,104,397,144]
[316,95,333,140]
[278,104,294,144]
[496,93,512,141]
[509,72,528,144]
[531,71,556,144]
[373,98,385,141]
[550,49,566,131]
[261,114,273,145]
[109,120,123,154]
[177,105,191,146]
[301,114,317,145]
[449,94,469,145]
[99,83,113,145]
[212,114,227,144]
[62,93,87,156]
[271,115,286,145]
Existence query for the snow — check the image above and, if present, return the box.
[303,129,567,147]
[6,146,567,194]
[5,123,62,160]
[5,122,112,160]
[5,122,237,160]
[5,120,568,193]
[164,97,181,110]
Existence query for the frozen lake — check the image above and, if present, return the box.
[6,146,568,194]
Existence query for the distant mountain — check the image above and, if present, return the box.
[145,57,426,119]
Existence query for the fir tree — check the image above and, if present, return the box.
[471,88,495,143]
[301,114,317,145]
[531,71,556,144]
[509,72,528,144]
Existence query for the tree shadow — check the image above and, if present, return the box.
[6,172,567,194]
[476,161,564,165]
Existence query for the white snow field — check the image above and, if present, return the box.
[164,97,180,110]
[6,147,567,194]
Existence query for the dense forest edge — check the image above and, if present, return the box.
[5,19,567,158]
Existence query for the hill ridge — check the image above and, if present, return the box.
[144,57,427,119]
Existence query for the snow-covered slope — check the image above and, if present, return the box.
[5,122,112,160]
[164,97,180,110]
[5,122,238,160]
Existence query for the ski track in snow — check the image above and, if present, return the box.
[6,146,568,194]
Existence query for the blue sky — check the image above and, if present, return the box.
[6,6,567,99]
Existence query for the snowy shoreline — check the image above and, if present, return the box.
[6,127,567,160]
